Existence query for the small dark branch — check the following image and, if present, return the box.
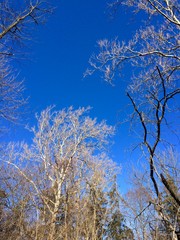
[166,66,178,82]
[166,88,180,101]
[161,88,180,125]
[127,92,150,150]
[134,201,152,220]
[152,67,167,153]
[160,173,180,206]
[152,100,161,153]
[147,90,158,102]
[156,67,166,122]
[29,14,39,25]
[150,156,160,198]
[157,66,180,103]
[0,52,13,56]
[156,66,166,99]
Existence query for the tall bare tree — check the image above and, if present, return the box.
[87,0,180,239]
[2,107,131,239]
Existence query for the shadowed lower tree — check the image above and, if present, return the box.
[107,181,134,240]
[158,174,180,239]
[117,149,180,240]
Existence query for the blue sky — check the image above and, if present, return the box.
[22,0,134,115]
[7,1,149,191]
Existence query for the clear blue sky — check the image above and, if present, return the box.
[8,1,148,191]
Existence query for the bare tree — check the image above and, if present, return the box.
[0,58,25,126]
[0,0,52,127]
[87,0,179,83]
[0,1,52,52]
[120,150,180,240]
[87,0,180,239]
[0,159,34,240]
[2,106,129,240]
